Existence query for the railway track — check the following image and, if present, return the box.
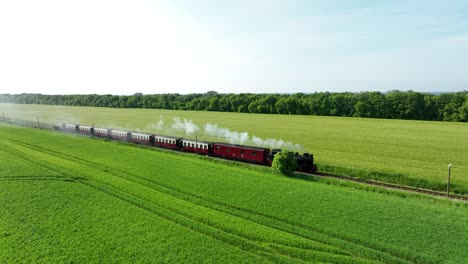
[2,118,467,202]
[310,171,468,201]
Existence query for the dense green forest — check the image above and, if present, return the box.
[1,91,468,122]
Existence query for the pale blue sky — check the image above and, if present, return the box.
[0,0,467,94]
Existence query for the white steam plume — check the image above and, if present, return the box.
[147,116,305,151]
[172,118,199,135]
[155,119,164,130]
[252,136,303,151]
[204,123,249,144]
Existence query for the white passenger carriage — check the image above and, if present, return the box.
[181,139,210,154]
[131,132,151,144]
[110,130,130,141]
[94,127,109,138]
[154,135,180,149]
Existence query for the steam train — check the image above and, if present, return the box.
[53,123,317,173]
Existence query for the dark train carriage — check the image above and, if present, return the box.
[94,127,110,138]
[181,139,211,155]
[64,123,78,132]
[131,132,152,145]
[78,125,93,135]
[53,123,64,130]
[212,143,270,164]
[154,135,181,150]
[110,130,131,141]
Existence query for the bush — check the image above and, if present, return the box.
[272,150,297,176]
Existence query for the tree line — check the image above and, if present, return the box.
[1,90,468,122]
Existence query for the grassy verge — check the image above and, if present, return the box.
[317,163,467,195]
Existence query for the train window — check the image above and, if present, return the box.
[252,151,256,157]
[240,150,244,154]
[226,148,230,153]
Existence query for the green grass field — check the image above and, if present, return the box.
[1,103,467,194]
[0,122,467,263]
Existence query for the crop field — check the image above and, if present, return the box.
[1,103,468,194]
[0,122,467,263]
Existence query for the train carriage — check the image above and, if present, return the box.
[94,127,110,138]
[53,123,64,130]
[131,132,152,145]
[154,135,181,150]
[110,130,131,141]
[181,139,211,155]
[212,143,270,164]
[64,123,78,132]
[78,125,93,135]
